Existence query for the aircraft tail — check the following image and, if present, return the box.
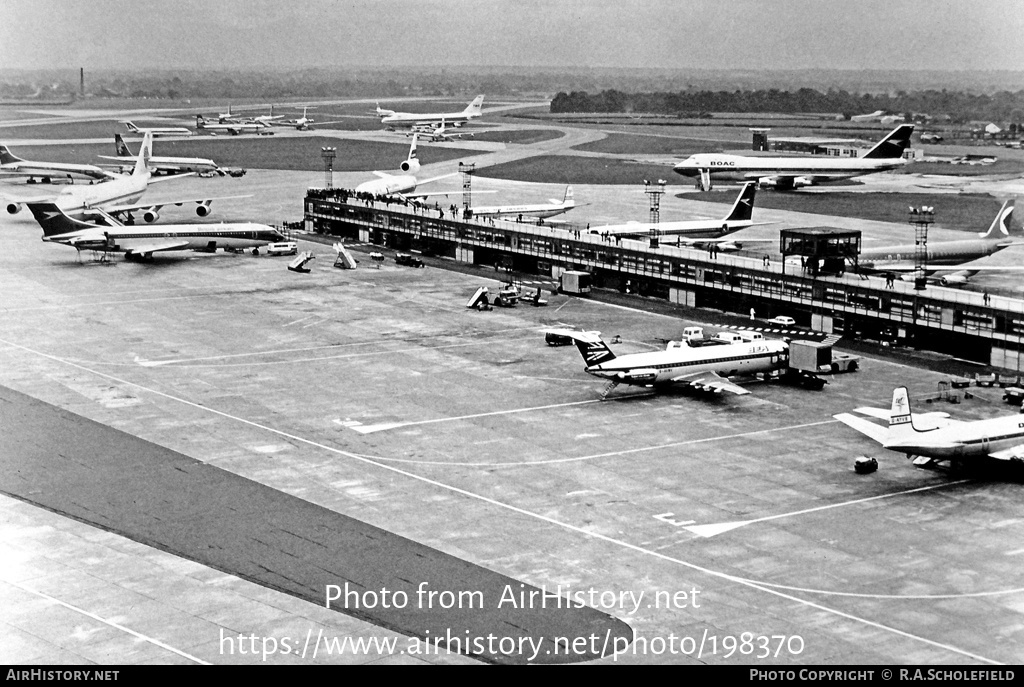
[123,121,140,133]
[862,124,915,159]
[980,199,1014,239]
[464,95,484,116]
[723,182,757,222]
[834,386,924,446]
[27,202,96,238]
[132,132,153,177]
[0,144,24,164]
[195,115,207,129]
[408,133,418,160]
[888,386,916,429]
[571,333,617,367]
[114,133,132,157]
[563,186,574,204]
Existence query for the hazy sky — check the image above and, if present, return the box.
[2,0,1022,72]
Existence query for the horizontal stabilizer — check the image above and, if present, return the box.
[833,413,889,444]
[126,240,190,254]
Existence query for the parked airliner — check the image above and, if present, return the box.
[835,386,1024,469]
[5,132,244,222]
[471,187,576,221]
[27,202,283,260]
[354,135,456,198]
[674,125,914,191]
[856,199,1021,285]
[379,96,484,129]
[589,182,767,248]
[551,328,790,399]
[123,121,194,137]
[100,134,222,176]
[0,144,116,183]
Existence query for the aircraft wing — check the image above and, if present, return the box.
[103,194,253,217]
[988,444,1024,461]
[669,370,750,395]
[124,240,191,255]
[833,413,889,444]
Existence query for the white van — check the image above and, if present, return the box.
[266,241,298,256]
[736,330,765,342]
[713,332,745,344]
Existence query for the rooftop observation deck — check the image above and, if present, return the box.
[304,188,1024,370]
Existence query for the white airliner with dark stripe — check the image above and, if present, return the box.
[27,202,283,259]
[550,329,789,398]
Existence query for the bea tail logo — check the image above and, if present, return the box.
[584,343,612,364]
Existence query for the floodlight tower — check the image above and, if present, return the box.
[459,161,475,217]
[908,205,934,291]
[644,179,666,247]
[321,146,336,189]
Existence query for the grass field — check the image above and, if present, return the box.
[570,132,735,155]
[2,136,478,172]
[476,154,689,186]
[693,190,1008,234]
[0,120,146,140]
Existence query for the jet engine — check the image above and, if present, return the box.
[6,202,22,215]
[142,209,160,223]
[400,158,420,174]
[757,176,812,190]
[196,201,212,217]
[939,272,970,286]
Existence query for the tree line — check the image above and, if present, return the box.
[550,88,1024,124]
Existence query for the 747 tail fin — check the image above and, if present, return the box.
[862,124,915,159]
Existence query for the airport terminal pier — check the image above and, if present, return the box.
[306,188,1024,370]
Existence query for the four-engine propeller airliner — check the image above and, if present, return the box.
[674,124,914,191]
[195,116,268,135]
[835,386,1024,469]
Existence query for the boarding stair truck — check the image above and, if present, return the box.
[466,287,492,310]
[559,270,591,296]
[333,242,358,269]
[287,251,316,273]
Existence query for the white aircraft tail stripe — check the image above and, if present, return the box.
[980,199,1014,239]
